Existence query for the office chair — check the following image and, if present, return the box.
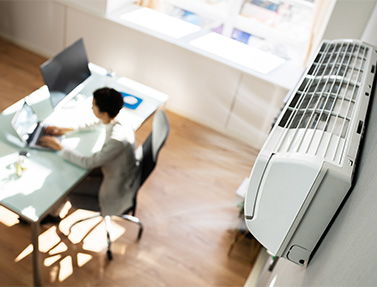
[68,110,170,260]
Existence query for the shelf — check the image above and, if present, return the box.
[164,0,229,20]
[119,7,201,39]
[234,15,308,49]
[189,32,286,74]
[237,1,314,49]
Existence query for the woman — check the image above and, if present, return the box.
[40,87,140,217]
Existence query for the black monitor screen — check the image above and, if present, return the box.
[40,38,91,108]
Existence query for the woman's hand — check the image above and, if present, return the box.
[44,126,73,136]
[39,136,63,151]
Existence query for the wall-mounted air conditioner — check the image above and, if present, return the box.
[244,39,377,266]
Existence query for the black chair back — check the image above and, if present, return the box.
[140,133,154,185]
[139,110,170,185]
[127,110,169,216]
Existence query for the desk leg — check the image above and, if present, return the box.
[31,222,42,287]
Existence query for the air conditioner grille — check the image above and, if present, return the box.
[275,41,371,164]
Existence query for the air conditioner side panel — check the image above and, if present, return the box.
[245,154,322,255]
[282,164,352,265]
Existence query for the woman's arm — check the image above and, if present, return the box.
[44,126,74,136]
[39,136,63,150]
[61,139,124,169]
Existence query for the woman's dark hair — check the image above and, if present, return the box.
[93,87,124,118]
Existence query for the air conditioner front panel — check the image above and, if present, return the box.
[245,153,323,255]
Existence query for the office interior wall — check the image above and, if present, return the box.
[225,74,285,148]
[0,1,65,56]
[67,0,134,15]
[73,0,107,14]
[106,0,134,14]
[253,6,377,286]
[322,0,376,41]
[362,2,377,46]
[0,1,288,149]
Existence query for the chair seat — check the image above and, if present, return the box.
[69,194,101,212]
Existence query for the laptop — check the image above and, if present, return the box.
[11,101,61,150]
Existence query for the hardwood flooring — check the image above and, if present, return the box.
[0,37,261,286]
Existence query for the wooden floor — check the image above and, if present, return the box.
[0,37,261,286]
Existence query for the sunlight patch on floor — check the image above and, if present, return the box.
[59,255,73,282]
[49,242,68,255]
[77,252,92,267]
[50,265,59,283]
[82,224,108,252]
[112,244,127,255]
[15,225,61,262]
[58,201,72,218]
[13,208,129,283]
[59,210,103,244]
[39,226,61,253]
[45,254,62,267]
[0,206,19,227]
[14,244,33,263]
[81,219,126,252]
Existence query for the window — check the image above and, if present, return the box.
[109,0,332,75]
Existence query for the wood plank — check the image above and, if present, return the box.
[0,36,260,286]
[0,38,46,112]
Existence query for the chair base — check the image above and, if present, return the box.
[119,214,143,239]
[68,212,143,260]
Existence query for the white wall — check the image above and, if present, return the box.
[362,2,377,46]
[322,0,376,41]
[0,0,65,56]
[0,0,289,150]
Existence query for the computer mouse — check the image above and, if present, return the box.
[123,95,138,105]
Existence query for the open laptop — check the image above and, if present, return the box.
[11,101,61,150]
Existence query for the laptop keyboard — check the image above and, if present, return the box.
[35,127,47,144]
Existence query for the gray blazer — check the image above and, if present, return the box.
[61,121,140,216]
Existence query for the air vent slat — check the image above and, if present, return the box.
[275,40,372,165]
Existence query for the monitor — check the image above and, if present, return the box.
[40,38,91,109]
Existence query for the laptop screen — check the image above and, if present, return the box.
[11,102,39,143]
[40,38,91,109]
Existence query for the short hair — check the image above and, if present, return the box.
[93,87,124,118]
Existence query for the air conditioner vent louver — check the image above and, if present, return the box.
[244,39,377,266]
[274,41,371,164]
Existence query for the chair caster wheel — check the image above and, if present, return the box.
[138,229,143,240]
[107,250,113,260]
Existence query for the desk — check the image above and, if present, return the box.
[0,63,168,286]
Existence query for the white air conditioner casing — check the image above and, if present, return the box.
[244,39,377,266]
